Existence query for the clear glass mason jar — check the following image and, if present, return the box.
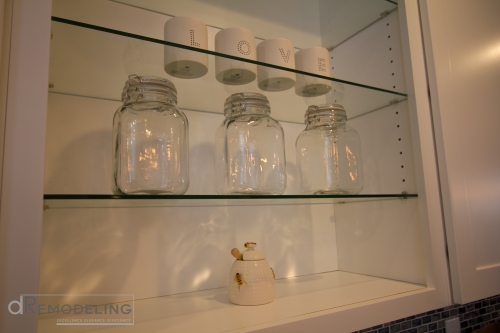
[296,104,363,194]
[113,75,189,194]
[215,93,286,195]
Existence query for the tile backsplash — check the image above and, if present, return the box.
[352,294,500,333]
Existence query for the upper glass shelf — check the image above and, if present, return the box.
[111,0,398,50]
[43,194,417,209]
[49,17,406,123]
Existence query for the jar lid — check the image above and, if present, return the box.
[305,103,346,124]
[306,103,345,114]
[224,92,270,116]
[122,75,177,103]
[241,242,265,261]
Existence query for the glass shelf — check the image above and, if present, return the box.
[111,0,398,50]
[43,193,417,209]
[49,17,406,124]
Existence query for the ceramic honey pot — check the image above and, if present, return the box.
[228,242,275,305]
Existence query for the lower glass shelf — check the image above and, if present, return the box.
[37,271,426,333]
[43,193,417,209]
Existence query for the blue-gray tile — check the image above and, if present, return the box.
[417,325,428,333]
[422,316,431,324]
[431,314,441,322]
[464,311,478,320]
[378,328,389,333]
[438,320,445,328]
[428,323,437,330]
[492,311,499,319]
[412,319,422,327]
[390,324,401,333]
[407,329,417,333]
[401,322,411,330]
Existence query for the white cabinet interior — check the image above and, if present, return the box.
[38,1,451,332]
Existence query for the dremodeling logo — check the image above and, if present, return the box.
[8,294,134,326]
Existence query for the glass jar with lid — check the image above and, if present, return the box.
[113,75,189,194]
[296,104,363,194]
[215,93,286,195]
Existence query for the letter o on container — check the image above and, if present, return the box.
[215,27,257,85]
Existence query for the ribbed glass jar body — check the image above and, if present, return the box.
[113,75,189,194]
[296,104,363,194]
[215,93,286,195]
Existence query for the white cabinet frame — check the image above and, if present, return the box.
[419,0,500,304]
[0,0,461,332]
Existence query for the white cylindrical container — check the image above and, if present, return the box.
[215,27,257,85]
[295,46,332,97]
[257,38,296,92]
[164,16,208,79]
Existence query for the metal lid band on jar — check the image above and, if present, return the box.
[305,103,347,125]
[224,92,271,117]
[122,74,177,104]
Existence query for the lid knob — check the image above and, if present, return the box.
[242,242,265,261]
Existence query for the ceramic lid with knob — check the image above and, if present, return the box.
[231,242,265,261]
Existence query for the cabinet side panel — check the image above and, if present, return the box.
[336,197,425,285]
[420,0,500,303]
[329,10,406,95]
